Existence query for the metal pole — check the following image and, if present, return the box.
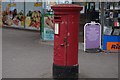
[100,2,104,45]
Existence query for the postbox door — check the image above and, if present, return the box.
[67,14,79,66]
[54,15,68,66]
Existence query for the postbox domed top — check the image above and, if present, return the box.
[51,4,83,12]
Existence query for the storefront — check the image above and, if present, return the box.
[2,1,120,52]
[41,0,72,41]
[102,2,120,52]
[2,1,43,30]
[73,2,120,52]
[2,0,73,41]
[72,2,100,42]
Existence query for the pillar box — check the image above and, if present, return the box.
[51,4,82,79]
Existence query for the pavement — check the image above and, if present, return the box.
[2,28,118,78]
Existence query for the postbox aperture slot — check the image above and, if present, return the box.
[54,16,62,22]
[54,16,61,19]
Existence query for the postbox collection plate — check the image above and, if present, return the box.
[55,23,59,34]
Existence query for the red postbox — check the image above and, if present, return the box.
[51,4,82,79]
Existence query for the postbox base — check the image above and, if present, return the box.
[53,64,79,80]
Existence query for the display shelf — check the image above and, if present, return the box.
[102,2,120,52]
[105,9,120,11]
[114,26,120,28]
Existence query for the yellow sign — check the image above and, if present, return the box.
[107,42,120,50]
[8,3,16,7]
[34,2,42,7]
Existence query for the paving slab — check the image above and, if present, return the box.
[2,28,118,78]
